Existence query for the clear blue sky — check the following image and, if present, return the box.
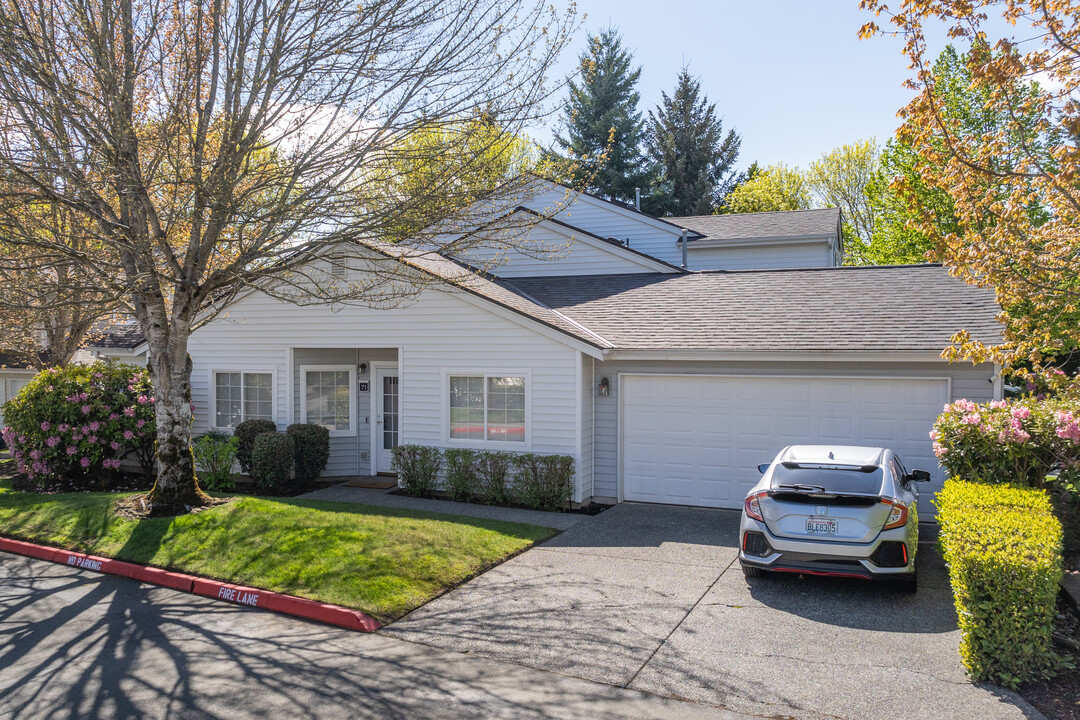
[531,1,1012,171]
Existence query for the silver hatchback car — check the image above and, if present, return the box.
[739,445,931,590]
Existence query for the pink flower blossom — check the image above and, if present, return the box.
[110,441,121,451]
[933,442,947,458]
[109,413,119,420]
[58,423,69,432]
[962,413,982,425]
[93,372,103,379]
[1011,406,1032,420]
[29,449,41,460]
[123,430,134,440]
[929,430,939,442]
[40,421,50,431]
[137,395,149,405]
[1057,412,1080,443]
[79,457,90,468]
[123,407,136,418]
[87,435,98,444]
[88,421,100,432]
[45,436,59,448]
[66,446,77,456]
[989,399,1008,409]
[136,419,145,429]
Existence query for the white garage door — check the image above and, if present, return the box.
[620,375,949,515]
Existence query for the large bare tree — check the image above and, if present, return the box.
[0,0,578,512]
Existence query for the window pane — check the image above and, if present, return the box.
[243,373,273,421]
[215,373,242,427]
[487,376,525,442]
[305,370,352,431]
[449,376,484,440]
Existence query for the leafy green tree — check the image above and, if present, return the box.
[807,139,880,264]
[553,27,652,205]
[644,68,741,216]
[721,163,811,214]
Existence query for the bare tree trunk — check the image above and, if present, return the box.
[143,307,206,513]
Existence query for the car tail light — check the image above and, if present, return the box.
[881,499,908,530]
[744,491,767,521]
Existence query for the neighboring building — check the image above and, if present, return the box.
[173,179,999,516]
[0,354,36,436]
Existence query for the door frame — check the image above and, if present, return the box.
[616,372,952,505]
[370,361,399,474]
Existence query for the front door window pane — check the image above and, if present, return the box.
[382,375,399,450]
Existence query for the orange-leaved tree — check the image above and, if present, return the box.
[860,0,1080,371]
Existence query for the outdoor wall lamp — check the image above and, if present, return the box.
[358,362,368,375]
[598,377,610,397]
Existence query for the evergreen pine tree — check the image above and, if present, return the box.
[645,68,741,216]
[553,27,651,205]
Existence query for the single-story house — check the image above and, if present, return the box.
[154,179,1000,516]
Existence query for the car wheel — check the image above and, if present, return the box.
[742,564,766,578]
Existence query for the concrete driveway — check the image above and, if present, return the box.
[0,552,744,720]
[384,503,1046,720]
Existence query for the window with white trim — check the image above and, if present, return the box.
[302,367,355,434]
[214,372,273,428]
[449,375,525,443]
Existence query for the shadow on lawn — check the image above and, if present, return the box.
[0,555,677,720]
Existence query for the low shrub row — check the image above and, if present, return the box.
[197,419,331,494]
[936,479,1064,688]
[392,445,574,512]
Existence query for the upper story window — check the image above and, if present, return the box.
[449,375,525,443]
[214,372,273,428]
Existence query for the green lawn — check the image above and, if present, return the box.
[0,477,554,622]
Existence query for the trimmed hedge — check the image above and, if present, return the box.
[513,453,574,511]
[444,448,478,502]
[234,419,278,474]
[251,432,294,492]
[475,450,513,505]
[936,479,1064,687]
[392,444,442,497]
[287,423,330,483]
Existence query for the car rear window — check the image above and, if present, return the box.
[770,463,884,495]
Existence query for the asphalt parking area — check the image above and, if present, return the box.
[383,503,1045,720]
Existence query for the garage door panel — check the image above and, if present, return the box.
[621,375,949,514]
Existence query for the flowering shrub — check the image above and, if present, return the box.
[933,397,1080,488]
[1,362,156,487]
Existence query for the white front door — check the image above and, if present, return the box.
[374,366,399,473]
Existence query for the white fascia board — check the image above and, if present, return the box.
[604,349,968,363]
[687,235,835,249]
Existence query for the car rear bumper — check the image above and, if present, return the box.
[739,517,915,577]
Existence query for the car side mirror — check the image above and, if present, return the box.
[757,464,770,474]
[907,470,932,483]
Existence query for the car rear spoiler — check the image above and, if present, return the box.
[780,461,878,473]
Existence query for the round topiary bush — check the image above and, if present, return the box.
[0,362,156,488]
[251,431,294,493]
[286,423,330,484]
[234,418,278,474]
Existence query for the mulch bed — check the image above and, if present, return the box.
[1019,594,1080,720]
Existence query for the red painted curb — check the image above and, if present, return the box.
[0,537,58,562]
[0,537,381,632]
[137,565,197,592]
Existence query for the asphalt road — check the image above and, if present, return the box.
[0,552,743,720]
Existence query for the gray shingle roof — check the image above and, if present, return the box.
[670,207,841,243]
[504,265,1001,352]
[86,318,145,349]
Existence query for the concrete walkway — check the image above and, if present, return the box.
[384,503,1046,720]
[0,552,748,720]
[300,482,588,531]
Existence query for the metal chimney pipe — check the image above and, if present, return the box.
[681,228,688,269]
[635,187,641,211]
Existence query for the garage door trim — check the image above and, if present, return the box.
[616,372,952,504]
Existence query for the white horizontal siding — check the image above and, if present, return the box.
[187,288,583,485]
[588,359,995,502]
[522,186,687,266]
[456,222,667,277]
[687,241,835,270]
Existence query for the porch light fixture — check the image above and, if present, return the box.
[358,362,368,375]
[598,377,610,397]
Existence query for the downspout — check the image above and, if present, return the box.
[680,228,688,269]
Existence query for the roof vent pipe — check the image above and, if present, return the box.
[681,228,688,269]
[635,187,640,211]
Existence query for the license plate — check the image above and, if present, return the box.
[805,518,838,535]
